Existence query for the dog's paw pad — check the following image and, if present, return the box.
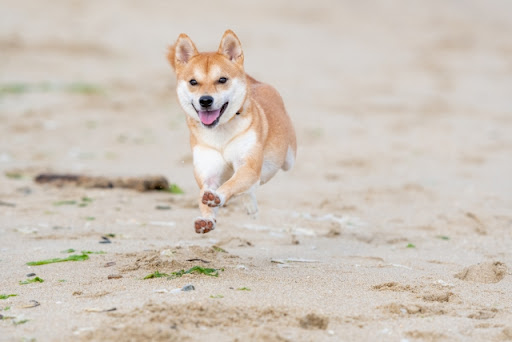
[202,190,222,207]
[194,217,216,234]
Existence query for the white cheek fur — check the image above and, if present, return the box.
[217,78,246,125]
[176,80,200,121]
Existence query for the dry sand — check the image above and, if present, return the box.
[1,1,512,341]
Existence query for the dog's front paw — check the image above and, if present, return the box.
[194,217,216,234]
[202,190,224,207]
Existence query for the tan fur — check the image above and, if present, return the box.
[168,30,296,233]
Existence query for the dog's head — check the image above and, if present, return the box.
[168,30,247,128]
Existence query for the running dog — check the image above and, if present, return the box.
[167,30,296,233]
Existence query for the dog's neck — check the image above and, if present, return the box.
[236,88,251,116]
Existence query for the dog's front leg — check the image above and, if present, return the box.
[202,154,262,209]
[193,147,226,234]
[195,194,218,234]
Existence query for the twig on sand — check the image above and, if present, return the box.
[34,173,170,192]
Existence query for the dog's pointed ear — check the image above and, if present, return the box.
[168,34,198,70]
[218,30,244,66]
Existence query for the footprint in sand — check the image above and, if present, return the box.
[454,261,508,284]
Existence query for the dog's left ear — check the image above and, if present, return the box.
[218,30,244,66]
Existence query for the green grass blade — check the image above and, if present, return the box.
[26,254,89,266]
[0,294,17,300]
[167,184,184,194]
[19,277,44,285]
[143,270,169,279]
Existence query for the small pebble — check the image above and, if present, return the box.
[181,284,195,292]
[99,236,111,244]
[26,273,36,277]
[155,205,171,210]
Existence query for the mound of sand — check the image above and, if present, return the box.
[454,261,508,284]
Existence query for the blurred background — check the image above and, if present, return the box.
[1,0,511,202]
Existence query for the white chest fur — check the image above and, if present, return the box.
[195,114,251,150]
[192,118,259,190]
[194,128,257,169]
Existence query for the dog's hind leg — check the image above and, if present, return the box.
[281,145,296,171]
[241,186,258,218]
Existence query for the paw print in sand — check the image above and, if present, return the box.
[195,217,216,234]
[202,190,222,207]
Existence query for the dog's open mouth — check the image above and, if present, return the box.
[197,102,229,127]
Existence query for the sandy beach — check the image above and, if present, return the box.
[1,1,512,341]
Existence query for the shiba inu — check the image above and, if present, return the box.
[167,30,296,234]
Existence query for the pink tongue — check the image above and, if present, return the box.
[198,109,221,125]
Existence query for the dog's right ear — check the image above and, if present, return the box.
[167,34,198,70]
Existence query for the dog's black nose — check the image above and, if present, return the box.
[199,96,214,108]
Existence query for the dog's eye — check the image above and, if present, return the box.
[189,79,198,86]
[218,77,228,84]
